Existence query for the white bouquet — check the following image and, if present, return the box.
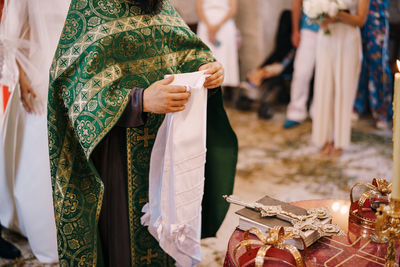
[303,0,347,23]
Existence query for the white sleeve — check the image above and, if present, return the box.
[0,0,32,89]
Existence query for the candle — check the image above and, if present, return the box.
[392,60,400,199]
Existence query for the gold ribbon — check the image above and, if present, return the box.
[350,178,391,216]
[233,227,304,267]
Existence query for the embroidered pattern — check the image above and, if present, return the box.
[48,0,214,266]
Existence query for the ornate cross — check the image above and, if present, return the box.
[140,249,158,264]
[137,128,155,147]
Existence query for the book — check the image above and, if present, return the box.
[235,195,331,250]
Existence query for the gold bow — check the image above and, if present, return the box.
[233,227,304,267]
[350,178,391,215]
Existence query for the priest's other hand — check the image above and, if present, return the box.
[143,75,190,114]
[199,61,224,89]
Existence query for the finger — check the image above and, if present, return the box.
[204,70,223,85]
[159,75,174,85]
[206,68,223,80]
[28,87,37,98]
[23,94,34,112]
[170,92,190,101]
[204,77,223,88]
[204,76,224,88]
[168,106,186,113]
[170,99,189,107]
[204,81,222,89]
[164,85,187,93]
[21,99,32,113]
[199,62,219,73]
[198,63,209,71]
[203,63,219,74]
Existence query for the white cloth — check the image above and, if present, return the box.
[286,29,317,122]
[312,21,362,148]
[197,0,239,87]
[0,0,70,263]
[141,71,208,267]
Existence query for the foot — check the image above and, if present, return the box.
[330,147,343,157]
[351,111,359,122]
[283,120,300,129]
[235,95,254,111]
[376,120,390,130]
[0,228,21,259]
[320,142,333,155]
[258,102,274,119]
[239,81,259,100]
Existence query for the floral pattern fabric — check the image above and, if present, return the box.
[354,0,393,122]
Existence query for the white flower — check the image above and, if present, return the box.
[304,0,343,19]
[303,0,321,19]
[328,2,339,17]
[336,0,348,10]
[321,0,332,13]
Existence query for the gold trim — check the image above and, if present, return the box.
[334,254,384,266]
[52,14,188,79]
[126,129,136,267]
[68,65,123,124]
[92,175,105,267]
[233,227,304,267]
[349,178,391,229]
[319,236,362,247]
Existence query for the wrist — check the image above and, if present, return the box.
[142,90,149,113]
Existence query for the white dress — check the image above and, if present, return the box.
[312,0,362,148]
[197,0,240,87]
[0,0,70,263]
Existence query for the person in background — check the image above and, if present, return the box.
[388,0,400,67]
[312,0,369,156]
[354,0,392,129]
[0,0,70,263]
[0,0,20,261]
[170,0,199,32]
[197,0,240,89]
[236,10,294,119]
[283,0,319,129]
[0,223,20,260]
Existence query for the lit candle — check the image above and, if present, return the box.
[392,60,400,199]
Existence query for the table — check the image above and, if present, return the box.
[224,199,400,266]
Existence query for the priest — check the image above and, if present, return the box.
[47,0,238,266]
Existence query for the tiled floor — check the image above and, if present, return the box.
[0,106,393,266]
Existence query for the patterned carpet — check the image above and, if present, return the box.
[0,106,393,266]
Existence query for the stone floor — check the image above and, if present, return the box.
[0,104,393,267]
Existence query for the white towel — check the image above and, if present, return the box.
[141,71,208,267]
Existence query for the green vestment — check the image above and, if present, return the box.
[48,0,238,266]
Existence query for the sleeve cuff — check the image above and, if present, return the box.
[117,88,147,128]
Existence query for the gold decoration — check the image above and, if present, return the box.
[224,195,344,238]
[371,198,400,267]
[349,178,391,229]
[233,227,304,267]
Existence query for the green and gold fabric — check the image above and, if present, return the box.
[48,0,238,266]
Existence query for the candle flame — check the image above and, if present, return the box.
[397,60,400,72]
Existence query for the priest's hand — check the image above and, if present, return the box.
[143,75,190,113]
[199,62,224,89]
